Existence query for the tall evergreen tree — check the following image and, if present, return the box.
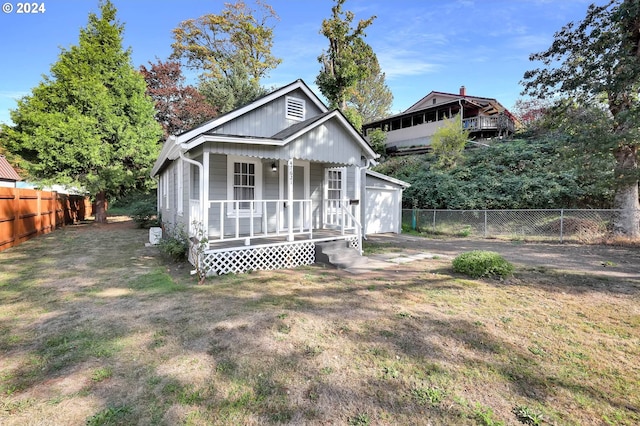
[1,0,162,223]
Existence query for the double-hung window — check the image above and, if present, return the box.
[227,155,262,216]
[234,162,255,209]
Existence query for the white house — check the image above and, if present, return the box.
[151,79,409,275]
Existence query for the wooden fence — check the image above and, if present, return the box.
[0,187,91,252]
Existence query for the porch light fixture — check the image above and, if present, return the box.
[271,162,277,172]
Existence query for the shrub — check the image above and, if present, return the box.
[130,197,159,228]
[452,250,514,279]
[158,225,189,262]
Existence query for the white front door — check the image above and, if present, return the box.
[280,160,309,230]
[324,167,346,226]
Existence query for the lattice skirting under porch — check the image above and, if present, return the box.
[201,241,316,275]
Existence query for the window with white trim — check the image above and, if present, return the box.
[327,169,343,200]
[227,156,263,215]
[234,162,255,209]
[190,165,200,200]
[286,96,305,121]
[177,160,183,215]
[162,173,169,208]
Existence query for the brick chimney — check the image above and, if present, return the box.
[459,86,466,96]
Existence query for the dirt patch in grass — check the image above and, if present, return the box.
[1,220,639,425]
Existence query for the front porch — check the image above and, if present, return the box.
[198,229,361,275]
[189,198,363,275]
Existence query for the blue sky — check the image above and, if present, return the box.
[0,0,598,125]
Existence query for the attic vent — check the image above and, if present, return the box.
[286,96,305,121]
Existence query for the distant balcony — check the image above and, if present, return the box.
[462,116,515,133]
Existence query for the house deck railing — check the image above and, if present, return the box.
[188,198,361,250]
[323,199,358,232]
[323,199,362,254]
[207,199,313,244]
[462,116,515,133]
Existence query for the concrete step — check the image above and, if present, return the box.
[315,240,368,269]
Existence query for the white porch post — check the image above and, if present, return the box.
[287,158,294,242]
[202,149,210,249]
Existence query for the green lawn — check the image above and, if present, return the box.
[1,218,638,425]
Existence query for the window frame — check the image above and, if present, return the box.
[226,155,263,217]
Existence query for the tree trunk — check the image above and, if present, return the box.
[612,146,640,238]
[94,190,108,223]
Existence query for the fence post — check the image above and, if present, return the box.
[432,209,436,233]
[560,209,564,243]
[412,208,417,231]
[484,210,488,237]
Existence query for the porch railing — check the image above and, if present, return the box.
[462,116,515,133]
[208,199,312,244]
[324,199,362,254]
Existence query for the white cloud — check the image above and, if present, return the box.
[0,91,28,100]
[377,49,442,80]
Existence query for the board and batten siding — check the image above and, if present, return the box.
[309,163,324,229]
[205,122,365,167]
[212,89,324,138]
[158,161,189,232]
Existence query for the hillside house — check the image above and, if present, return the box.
[362,86,519,153]
[151,79,409,275]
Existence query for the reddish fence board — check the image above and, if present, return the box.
[0,187,89,252]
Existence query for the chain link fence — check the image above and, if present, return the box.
[402,209,634,243]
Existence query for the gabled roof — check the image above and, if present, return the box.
[404,90,501,114]
[363,88,514,129]
[151,79,377,176]
[366,169,410,188]
[0,156,21,181]
[176,79,327,143]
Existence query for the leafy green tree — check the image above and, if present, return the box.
[347,39,393,123]
[171,0,281,84]
[198,62,268,114]
[1,0,162,223]
[430,115,469,169]
[368,128,387,158]
[316,0,375,111]
[522,0,640,237]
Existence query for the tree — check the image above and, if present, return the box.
[1,0,162,223]
[171,0,281,84]
[512,97,551,130]
[368,128,387,158]
[140,59,217,138]
[430,115,469,169]
[198,62,268,114]
[316,0,376,111]
[522,0,640,237]
[347,39,393,123]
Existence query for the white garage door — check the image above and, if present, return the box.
[365,187,398,234]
